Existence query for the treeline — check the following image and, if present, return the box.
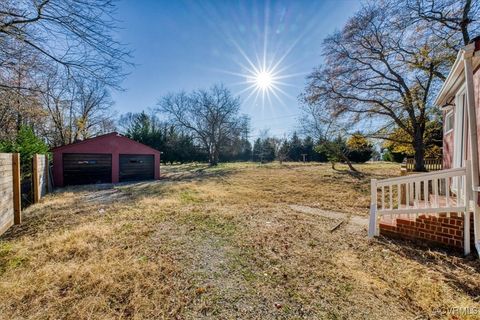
[120,110,377,165]
[253,134,325,163]
[119,110,252,164]
[251,132,374,165]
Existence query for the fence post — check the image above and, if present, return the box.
[12,153,21,224]
[32,154,39,203]
[44,155,49,193]
[400,168,407,205]
[368,179,378,238]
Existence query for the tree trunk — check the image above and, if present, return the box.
[208,153,216,166]
[345,158,357,172]
[413,130,426,172]
[461,0,472,45]
[340,153,357,172]
[209,145,219,166]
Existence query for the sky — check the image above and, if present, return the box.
[111,0,361,140]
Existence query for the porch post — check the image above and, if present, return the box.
[464,55,479,193]
[368,179,378,238]
[464,160,472,255]
[464,53,480,255]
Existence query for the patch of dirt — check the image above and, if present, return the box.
[82,188,130,204]
[289,204,368,233]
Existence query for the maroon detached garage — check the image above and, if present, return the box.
[52,132,160,187]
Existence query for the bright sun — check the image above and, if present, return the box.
[225,44,298,106]
[255,71,273,90]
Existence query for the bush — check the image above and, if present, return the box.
[0,126,49,177]
[348,149,373,163]
[346,133,373,163]
[315,136,348,164]
[382,150,405,163]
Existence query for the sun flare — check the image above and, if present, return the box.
[255,71,273,90]
[221,38,302,107]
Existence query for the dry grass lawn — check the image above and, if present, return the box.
[0,162,479,319]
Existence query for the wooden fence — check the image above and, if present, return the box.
[0,153,50,236]
[33,154,50,203]
[0,153,21,236]
[404,157,443,172]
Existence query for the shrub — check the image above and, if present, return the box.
[346,133,373,163]
[0,126,49,177]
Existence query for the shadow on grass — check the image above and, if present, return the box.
[333,168,365,179]
[1,166,239,241]
[161,165,236,183]
[1,182,141,241]
[113,166,238,202]
[160,162,210,173]
[376,236,480,299]
[0,195,103,241]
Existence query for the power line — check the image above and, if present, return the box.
[252,113,301,122]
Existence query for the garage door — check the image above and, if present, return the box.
[63,153,112,186]
[119,154,154,182]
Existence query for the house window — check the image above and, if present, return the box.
[445,111,454,134]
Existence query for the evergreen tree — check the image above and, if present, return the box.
[277,139,290,163]
[315,135,357,171]
[287,132,303,161]
[0,125,49,177]
[253,138,262,162]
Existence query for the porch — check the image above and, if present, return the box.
[368,161,480,256]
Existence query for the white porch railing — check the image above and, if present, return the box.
[369,160,473,255]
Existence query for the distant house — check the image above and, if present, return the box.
[369,38,480,256]
[52,132,161,187]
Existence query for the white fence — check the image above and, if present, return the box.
[369,161,472,248]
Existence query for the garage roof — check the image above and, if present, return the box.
[51,132,161,154]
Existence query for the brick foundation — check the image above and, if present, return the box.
[380,212,475,251]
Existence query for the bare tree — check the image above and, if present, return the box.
[39,71,73,145]
[0,0,131,91]
[406,0,479,46]
[303,2,453,171]
[0,40,48,138]
[158,84,245,166]
[299,103,327,141]
[73,80,115,141]
[302,0,479,171]
[39,72,114,146]
[0,0,128,145]
[0,89,43,140]
[300,104,357,171]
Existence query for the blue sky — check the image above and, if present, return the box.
[111,0,361,139]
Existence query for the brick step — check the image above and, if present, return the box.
[379,211,470,250]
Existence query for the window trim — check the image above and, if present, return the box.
[453,84,467,169]
[444,110,454,134]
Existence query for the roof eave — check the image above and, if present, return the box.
[434,42,477,108]
[434,50,465,108]
[50,132,161,155]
